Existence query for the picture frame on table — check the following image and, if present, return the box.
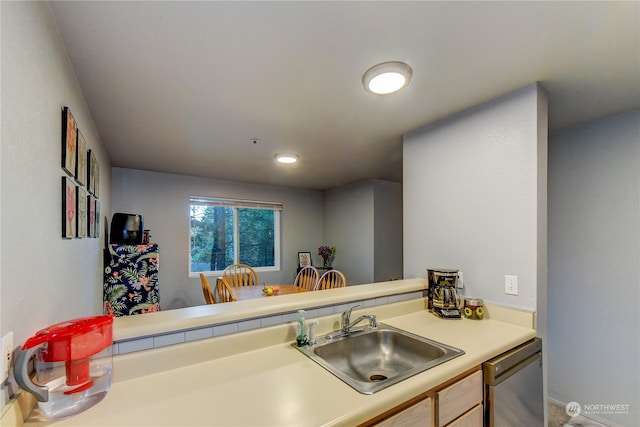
[76,187,87,238]
[298,251,312,268]
[61,176,77,239]
[75,130,87,186]
[61,106,77,177]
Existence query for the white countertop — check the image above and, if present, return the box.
[21,300,536,427]
[111,278,429,342]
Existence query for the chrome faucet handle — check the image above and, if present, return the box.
[342,304,361,330]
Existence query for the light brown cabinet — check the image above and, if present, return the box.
[375,397,432,427]
[368,369,482,427]
[437,370,483,426]
[444,404,483,427]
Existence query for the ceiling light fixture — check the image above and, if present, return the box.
[362,61,413,95]
[275,153,299,164]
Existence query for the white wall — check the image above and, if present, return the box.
[403,83,547,311]
[548,110,639,426]
[111,168,323,309]
[1,1,111,347]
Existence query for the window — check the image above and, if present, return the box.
[189,196,281,274]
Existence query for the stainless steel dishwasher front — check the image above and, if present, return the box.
[483,337,543,426]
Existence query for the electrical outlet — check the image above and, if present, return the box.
[505,275,518,295]
[2,332,14,382]
[457,271,464,289]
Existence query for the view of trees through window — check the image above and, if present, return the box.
[190,199,278,273]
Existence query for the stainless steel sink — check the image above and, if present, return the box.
[295,323,464,394]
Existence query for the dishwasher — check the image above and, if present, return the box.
[483,337,543,426]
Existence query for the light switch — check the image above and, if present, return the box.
[2,332,14,382]
[505,275,518,295]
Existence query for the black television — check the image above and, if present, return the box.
[110,213,143,244]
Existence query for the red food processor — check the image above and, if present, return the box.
[14,316,113,420]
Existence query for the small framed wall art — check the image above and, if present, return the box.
[61,107,77,178]
[298,251,312,268]
[88,195,96,238]
[87,149,100,198]
[76,130,87,186]
[93,155,100,198]
[62,176,77,239]
[94,200,101,238]
[76,187,87,238]
[87,149,95,195]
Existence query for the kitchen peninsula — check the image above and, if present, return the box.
[10,279,536,426]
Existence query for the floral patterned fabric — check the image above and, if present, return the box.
[103,243,161,317]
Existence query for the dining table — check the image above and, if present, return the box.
[229,283,309,301]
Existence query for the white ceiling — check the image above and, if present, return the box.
[48,1,640,191]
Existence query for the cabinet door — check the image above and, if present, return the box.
[445,404,483,427]
[375,397,432,427]
[437,370,482,427]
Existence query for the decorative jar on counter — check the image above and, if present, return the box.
[463,298,484,320]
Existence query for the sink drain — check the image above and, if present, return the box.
[369,373,389,382]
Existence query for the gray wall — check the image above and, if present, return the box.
[403,83,549,425]
[112,168,324,309]
[0,1,111,355]
[374,180,403,282]
[403,84,547,311]
[323,181,374,284]
[548,110,639,426]
[323,180,403,285]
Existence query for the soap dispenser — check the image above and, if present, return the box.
[296,309,307,347]
[307,319,319,346]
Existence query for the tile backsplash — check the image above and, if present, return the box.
[112,290,424,355]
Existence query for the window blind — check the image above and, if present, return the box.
[189,196,283,211]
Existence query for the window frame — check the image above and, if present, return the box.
[188,196,282,277]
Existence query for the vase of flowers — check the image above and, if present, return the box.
[318,245,336,268]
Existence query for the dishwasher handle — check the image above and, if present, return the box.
[483,337,542,385]
[484,352,541,386]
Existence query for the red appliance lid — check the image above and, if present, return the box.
[22,316,113,361]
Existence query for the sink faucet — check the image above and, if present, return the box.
[341,305,377,334]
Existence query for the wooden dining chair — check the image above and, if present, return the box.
[317,269,348,290]
[215,277,237,303]
[199,273,217,304]
[221,263,258,287]
[294,266,320,291]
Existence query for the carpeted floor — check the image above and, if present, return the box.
[548,401,609,427]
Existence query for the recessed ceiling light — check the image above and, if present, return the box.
[275,153,299,164]
[362,61,413,95]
